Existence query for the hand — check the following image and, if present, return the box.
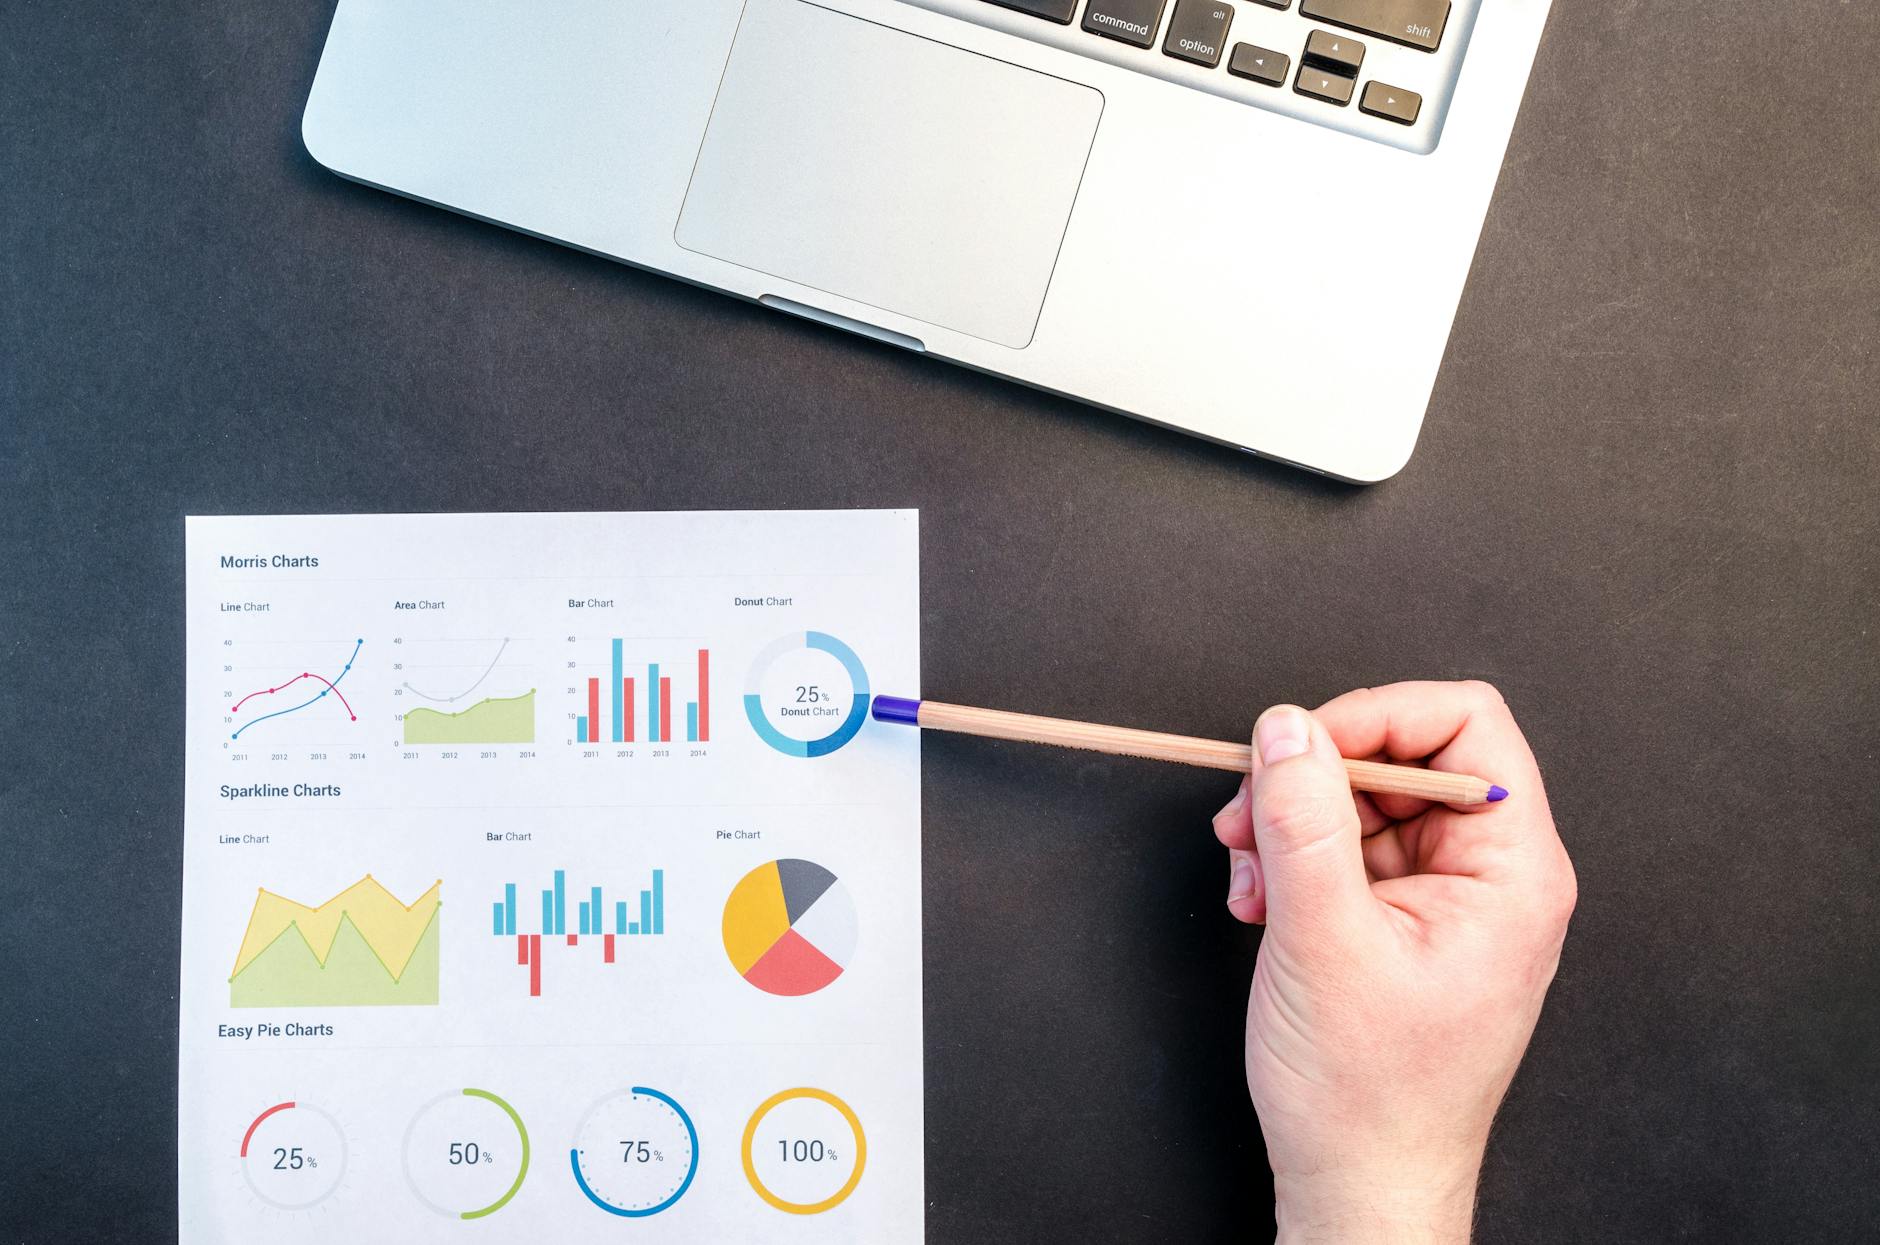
[1211,682,1576,1243]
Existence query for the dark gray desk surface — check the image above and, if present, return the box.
[4,1,1878,1240]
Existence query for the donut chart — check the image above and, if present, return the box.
[742,632,870,757]
[722,859,857,996]
[569,1087,699,1218]
[741,1087,868,1215]
[240,1100,347,1210]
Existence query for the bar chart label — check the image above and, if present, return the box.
[743,632,871,757]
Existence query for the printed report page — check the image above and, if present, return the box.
[176,510,922,1241]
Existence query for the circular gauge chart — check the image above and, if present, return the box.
[402,1088,530,1220]
[722,859,857,996]
[239,1101,347,1210]
[741,1088,868,1215]
[569,1087,699,1218]
[743,631,870,757]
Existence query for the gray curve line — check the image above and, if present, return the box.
[402,638,511,703]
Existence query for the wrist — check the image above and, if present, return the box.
[1273,1160,1480,1245]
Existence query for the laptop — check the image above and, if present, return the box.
[302,0,1552,481]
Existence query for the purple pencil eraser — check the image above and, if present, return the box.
[871,695,922,725]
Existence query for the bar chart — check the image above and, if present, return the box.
[573,640,711,746]
[491,867,666,997]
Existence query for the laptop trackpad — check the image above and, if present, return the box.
[675,0,1102,349]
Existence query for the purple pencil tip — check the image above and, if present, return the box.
[1487,784,1510,803]
[871,695,922,725]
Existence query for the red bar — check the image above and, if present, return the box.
[567,933,578,945]
[659,677,672,742]
[604,933,616,963]
[698,649,710,741]
[529,934,542,997]
[517,933,528,965]
[586,677,600,742]
[623,678,635,742]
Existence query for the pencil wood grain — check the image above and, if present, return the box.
[913,701,1500,805]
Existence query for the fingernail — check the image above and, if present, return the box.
[1220,777,1249,818]
[1228,854,1255,903]
[1256,706,1313,765]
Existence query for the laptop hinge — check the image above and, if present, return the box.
[758,295,926,353]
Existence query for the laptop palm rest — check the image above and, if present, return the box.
[675,0,1102,350]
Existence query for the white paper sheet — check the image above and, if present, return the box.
[177,511,922,1241]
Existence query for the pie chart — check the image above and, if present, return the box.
[722,859,857,996]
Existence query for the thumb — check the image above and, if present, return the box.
[1247,705,1371,931]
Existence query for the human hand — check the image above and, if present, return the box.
[1211,682,1576,1243]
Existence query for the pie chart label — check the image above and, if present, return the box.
[722,859,857,996]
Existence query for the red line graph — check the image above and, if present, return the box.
[232,671,356,720]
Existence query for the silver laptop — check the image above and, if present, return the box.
[303,0,1551,481]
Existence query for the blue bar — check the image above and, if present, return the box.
[615,900,627,935]
[611,639,624,742]
[687,702,699,742]
[648,664,660,742]
[640,888,651,937]
[541,889,552,935]
[629,921,639,935]
[590,886,602,936]
[492,900,504,935]
[553,869,566,935]
[653,869,664,935]
[504,883,516,936]
[579,901,590,935]
[576,714,588,742]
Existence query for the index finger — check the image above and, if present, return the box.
[1314,681,1546,813]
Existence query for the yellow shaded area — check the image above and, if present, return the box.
[721,861,791,974]
[232,876,442,980]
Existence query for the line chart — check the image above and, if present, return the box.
[229,639,363,740]
[403,637,509,703]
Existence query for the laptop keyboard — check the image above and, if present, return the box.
[920,0,1476,153]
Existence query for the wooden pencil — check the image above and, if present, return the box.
[870,696,1507,806]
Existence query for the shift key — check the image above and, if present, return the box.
[1300,0,1449,52]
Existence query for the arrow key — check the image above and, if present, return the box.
[1294,65,1356,105]
[1359,80,1420,124]
[1228,42,1290,87]
[1303,28,1365,75]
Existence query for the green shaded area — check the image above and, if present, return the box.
[462,1088,530,1219]
[230,906,440,1007]
[404,690,535,745]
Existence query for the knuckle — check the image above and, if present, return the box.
[1546,863,1579,923]
[1459,678,1506,708]
[1255,786,1350,849]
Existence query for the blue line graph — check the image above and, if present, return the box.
[230,639,363,740]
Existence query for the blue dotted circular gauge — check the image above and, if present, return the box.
[569,1087,698,1218]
